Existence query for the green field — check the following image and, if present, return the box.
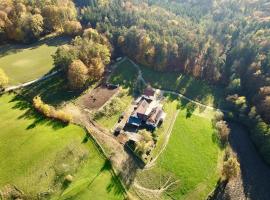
[136,98,221,199]
[0,94,124,200]
[110,59,139,94]
[0,36,69,85]
[139,64,223,106]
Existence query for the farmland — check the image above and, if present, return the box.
[0,93,125,200]
[0,36,69,85]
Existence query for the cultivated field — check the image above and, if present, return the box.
[0,36,69,85]
[0,94,125,200]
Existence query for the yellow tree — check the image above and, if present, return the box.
[68,60,89,89]
[0,68,8,88]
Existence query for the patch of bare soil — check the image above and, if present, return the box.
[77,85,119,110]
[0,184,24,200]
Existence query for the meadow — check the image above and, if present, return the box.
[0,36,69,85]
[0,93,125,200]
[140,65,224,107]
[136,98,221,200]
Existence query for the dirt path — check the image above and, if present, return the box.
[222,123,270,200]
[3,70,60,93]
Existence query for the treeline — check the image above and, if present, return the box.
[0,0,80,43]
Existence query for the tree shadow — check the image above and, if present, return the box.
[9,94,68,131]
[19,73,82,106]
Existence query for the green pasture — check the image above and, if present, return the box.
[0,93,124,200]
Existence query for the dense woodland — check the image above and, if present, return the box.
[1,0,270,164]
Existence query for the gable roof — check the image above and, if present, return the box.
[135,99,149,115]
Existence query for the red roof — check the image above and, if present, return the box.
[135,99,149,115]
[143,87,155,97]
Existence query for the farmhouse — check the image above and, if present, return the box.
[127,87,166,130]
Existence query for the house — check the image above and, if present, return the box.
[143,86,155,98]
[127,87,166,130]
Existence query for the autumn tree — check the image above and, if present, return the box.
[222,156,240,181]
[63,21,82,36]
[0,68,8,89]
[215,120,230,146]
[68,60,89,89]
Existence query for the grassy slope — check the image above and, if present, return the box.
[0,36,69,85]
[137,101,220,199]
[140,65,223,106]
[0,94,124,200]
[110,59,138,94]
[107,59,221,199]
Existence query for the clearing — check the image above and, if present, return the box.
[0,36,70,85]
[0,93,125,200]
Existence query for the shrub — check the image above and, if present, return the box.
[33,96,72,123]
[222,156,240,181]
[215,120,230,146]
[63,21,82,36]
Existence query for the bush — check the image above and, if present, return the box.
[222,155,240,181]
[215,120,230,146]
[63,21,82,36]
[33,96,72,123]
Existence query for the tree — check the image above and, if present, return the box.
[222,156,240,180]
[53,45,78,70]
[68,59,89,89]
[0,68,8,88]
[215,120,230,145]
[63,21,82,36]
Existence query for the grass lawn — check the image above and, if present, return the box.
[109,59,138,95]
[0,93,125,200]
[136,97,221,200]
[139,64,224,107]
[0,36,70,85]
